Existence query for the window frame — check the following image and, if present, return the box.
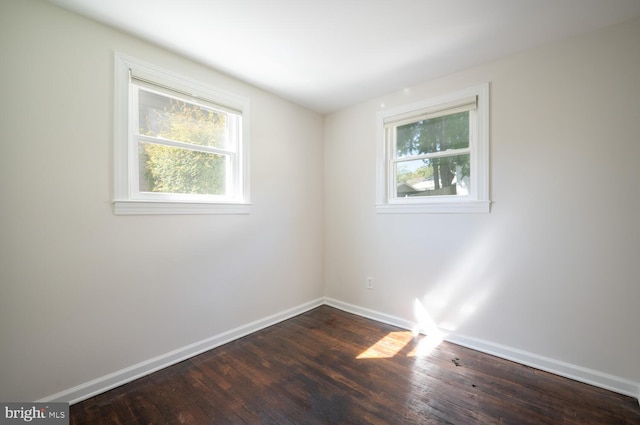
[113,53,251,215]
[376,83,490,214]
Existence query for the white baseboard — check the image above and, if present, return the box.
[39,298,324,404]
[39,296,639,405]
[324,297,640,402]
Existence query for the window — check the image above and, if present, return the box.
[376,83,490,213]
[113,53,250,214]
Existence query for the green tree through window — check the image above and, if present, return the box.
[395,112,470,195]
[138,91,228,195]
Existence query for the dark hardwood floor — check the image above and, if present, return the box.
[70,306,640,424]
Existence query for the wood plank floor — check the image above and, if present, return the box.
[70,306,640,424]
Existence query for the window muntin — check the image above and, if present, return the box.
[113,53,250,214]
[376,84,489,213]
[391,110,473,199]
[137,88,229,149]
[133,85,240,200]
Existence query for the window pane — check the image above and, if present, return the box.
[138,89,229,149]
[139,142,226,195]
[396,111,469,158]
[395,154,470,197]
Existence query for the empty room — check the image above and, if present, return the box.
[1,0,639,423]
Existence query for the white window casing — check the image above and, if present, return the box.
[113,53,251,215]
[376,83,490,213]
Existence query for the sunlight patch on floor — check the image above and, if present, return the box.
[406,334,443,357]
[356,331,414,359]
[356,330,443,359]
[356,299,447,360]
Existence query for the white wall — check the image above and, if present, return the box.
[325,17,640,391]
[2,0,639,404]
[0,0,324,401]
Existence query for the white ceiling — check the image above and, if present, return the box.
[47,0,640,113]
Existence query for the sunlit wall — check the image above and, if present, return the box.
[324,17,640,386]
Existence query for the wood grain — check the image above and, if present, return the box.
[70,306,640,424]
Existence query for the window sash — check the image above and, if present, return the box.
[133,142,238,200]
[391,147,471,163]
[139,144,233,196]
[129,77,241,201]
[130,69,242,115]
[382,97,480,203]
[383,95,476,126]
[390,155,472,200]
[137,134,235,156]
[133,84,240,153]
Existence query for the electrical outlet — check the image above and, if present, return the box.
[366,277,374,290]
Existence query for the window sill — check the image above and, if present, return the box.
[113,200,252,215]
[376,200,491,214]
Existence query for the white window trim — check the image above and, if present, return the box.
[113,53,251,215]
[376,83,490,214]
